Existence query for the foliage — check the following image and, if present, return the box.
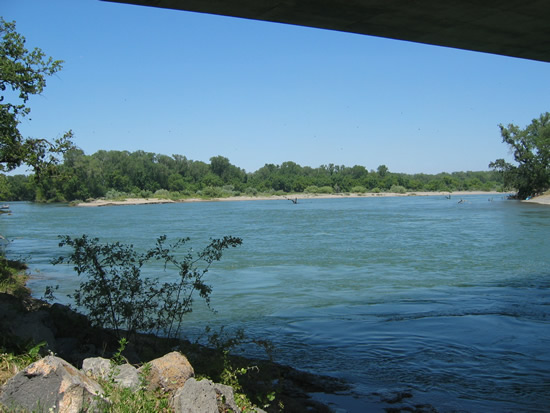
[0,342,45,387]
[93,339,171,413]
[193,326,279,412]
[0,18,74,177]
[0,258,29,299]
[0,147,505,202]
[52,234,242,340]
[390,184,407,194]
[96,380,171,413]
[490,113,550,199]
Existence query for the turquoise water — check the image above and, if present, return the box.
[2,195,550,412]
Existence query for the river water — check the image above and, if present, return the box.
[2,195,549,412]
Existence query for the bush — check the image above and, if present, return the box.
[200,186,224,198]
[105,190,128,200]
[153,189,171,199]
[304,186,320,194]
[52,234,242,340]
[244,187,258,196]
[390,185,407,194]
[318,186,333,194]
[351,186,367,194]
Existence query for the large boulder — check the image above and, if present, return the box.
[172,378,240,413]
[0,355,105,413]
[138,351,194,394]
[82,357,140,390]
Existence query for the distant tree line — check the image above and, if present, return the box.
[0,149,504,202]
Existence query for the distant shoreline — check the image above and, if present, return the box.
[75,191,510,207]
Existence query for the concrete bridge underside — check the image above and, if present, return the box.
[105,0,550,63]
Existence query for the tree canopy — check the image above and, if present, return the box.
[0,146,503,202]
[490,113,550,199]
[0,18,73,176]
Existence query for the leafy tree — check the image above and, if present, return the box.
[0,18,73,176]
[53,234,242,340]
[377,164,389,178]
[489,113,550,199]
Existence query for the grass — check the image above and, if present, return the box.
[0,258,30,299]
[0,342,45,387]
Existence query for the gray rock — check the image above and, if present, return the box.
[212,382,240,412]
[82,357,140,390]
[82,357,111,379]
[114,364,140,390]
[172,378,240,413]
[0,355,105,413]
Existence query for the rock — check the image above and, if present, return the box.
[138,351,194,394]
[212,381,240,413]
[0,293,56,352]
[0,355,105,413]
[82,357,140,390]
[172,378,240,413]
[82,357,111,379]
[114,364,140,390]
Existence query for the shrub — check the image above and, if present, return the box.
[52,234,242,340]
[153,189,171,199]
[105,190,128,200]
[318,186,334,194]
[390,185,407,194]
[351,186,367,194]
[201,186,224,198]
[244,187,258,196]
[304,186,320,194]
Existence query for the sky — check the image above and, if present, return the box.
[3,0,550,175]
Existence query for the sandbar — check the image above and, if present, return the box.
[75,191,507,207]
[523,194,550,205]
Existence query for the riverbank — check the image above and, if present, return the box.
[0,261,346,412]
[523,193,550,205]
[76,191,505,207]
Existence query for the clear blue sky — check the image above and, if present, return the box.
[3,0,550,174]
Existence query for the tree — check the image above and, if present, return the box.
[489,113,550,199]
[1,18,73,176]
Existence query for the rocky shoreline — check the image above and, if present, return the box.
[0,292,348,412]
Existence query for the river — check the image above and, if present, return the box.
[2,194,549,412]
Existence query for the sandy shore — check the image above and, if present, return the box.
[76,198,176,207]
[76,191,507,207]
[523,194,550,205]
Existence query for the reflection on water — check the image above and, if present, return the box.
[2,196,549,412]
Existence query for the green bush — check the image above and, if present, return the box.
[304,185,320,194]
[200,186,224,198]
[244,187,258,196]
[105,190,128,200]
[390,185,407,194]
[53,234,242,340]
[318,186,333,194]
[153,189,171,199]
[351,186,367,193]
